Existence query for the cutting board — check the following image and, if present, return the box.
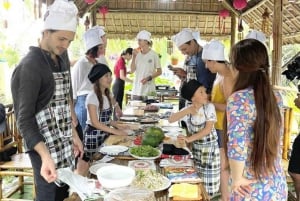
[104,135,133,147]
[163,137,186,148]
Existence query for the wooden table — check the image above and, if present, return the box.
[89,153,209,201]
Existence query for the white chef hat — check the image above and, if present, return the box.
[90,25,106,37]
[172,28,197,48]
[136,30,151,42]
[245,30,267,44]
[43,0,78,32]
[83,28,104,52]
[202,40,225,61]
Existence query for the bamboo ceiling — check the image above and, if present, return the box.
[42,0,300,45]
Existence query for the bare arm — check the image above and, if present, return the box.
[184,121,215,143]
[130,49,139,73]
[119,69,132,83]
[34,142,57,183]
[213,102,226,112]
[88,104,127,135]
[168,107,191,123]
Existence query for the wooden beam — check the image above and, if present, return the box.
[272,0,283,86]
[231,13,237,48]
[284,32,300,39]
[108,9,219,15]
[241,0,269,17]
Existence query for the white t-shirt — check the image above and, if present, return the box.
[71,56,94,99]
[71,56,109,100]
[85,91,110,125]
[132,50,161,96]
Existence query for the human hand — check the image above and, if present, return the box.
[40,157,57,183]
[141,76,152,85]
[73,133,84,159]
[173,68,186,79]
[177,134,187,143]
[115,129,129,136]
[231,177,256,198]
[132,48,140,56]
[115,106,123,119]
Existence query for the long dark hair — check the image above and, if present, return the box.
[86,45,100,59]
[121,47,133,56]
[224,39,281,179]
[93,80,112,113]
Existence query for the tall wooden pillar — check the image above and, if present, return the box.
[230,13,237,48]
[272,0,283,86]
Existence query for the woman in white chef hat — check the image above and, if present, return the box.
[130,30,162,100]
[72,28,104,133]
[202,40,234,201]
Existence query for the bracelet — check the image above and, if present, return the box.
[147,75,152,81]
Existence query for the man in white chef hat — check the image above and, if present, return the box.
[11,0,84,200]
[130,30,162,100]
[170,28,216,112]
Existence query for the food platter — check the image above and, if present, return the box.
[131,170,171,192]
[139,117,159,124]
[129,149,161,160]
[153,176,171,192]
[100,145,128,155]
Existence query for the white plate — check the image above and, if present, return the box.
[120,116,139,121]
[128,160,156,170]
[153,176,171,192]
[131,170,171,192]
[129,149,161,160]
[89,163,117,175]
[100,145,128,155]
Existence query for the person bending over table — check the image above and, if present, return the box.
[84,63,129,158]
[168,79,220,197]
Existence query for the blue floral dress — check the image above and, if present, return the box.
[227,87,287,201]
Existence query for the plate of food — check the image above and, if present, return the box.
[100,145,128,155]
[129,145,161,160]
[131,169,171,192]
[139,117,159,124]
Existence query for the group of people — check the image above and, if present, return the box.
[7,0,299,201]
[9,0,163,200]
[168,28,290,201]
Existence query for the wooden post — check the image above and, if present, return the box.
[230,13,236,48]
[272,0,283,86]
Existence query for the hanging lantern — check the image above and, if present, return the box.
[98,6,108,25]
[261,8,271,35]
[233,0,247,11]
[84,16,90,31]
[219,9,230,33]
[85,0,96,4]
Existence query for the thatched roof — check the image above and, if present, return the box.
[71,0,300,45]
